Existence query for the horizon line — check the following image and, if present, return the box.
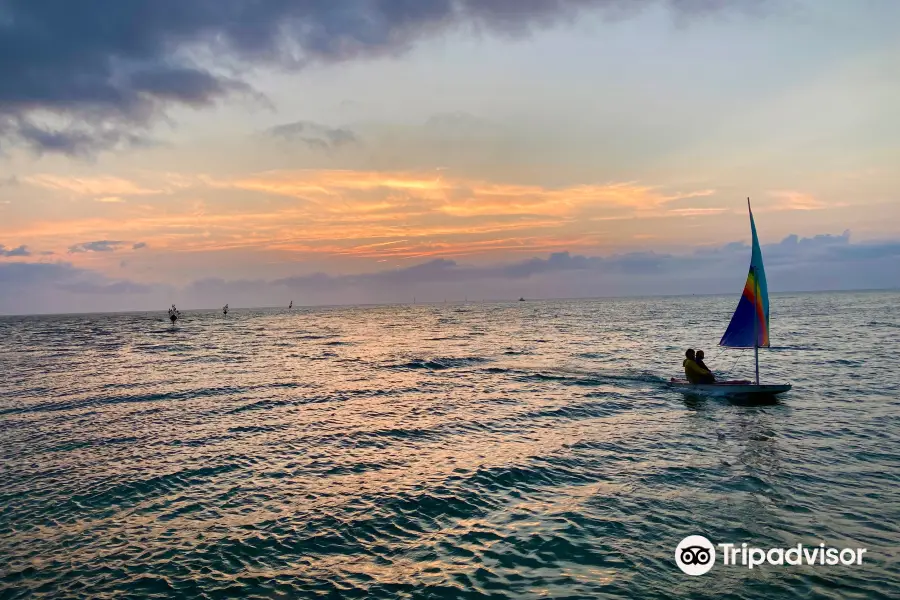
[1,286,897,318]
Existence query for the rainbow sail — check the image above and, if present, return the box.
[719,199,770,348]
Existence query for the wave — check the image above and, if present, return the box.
[389,357,491,370]
[502,365,668,387]
[867,321,900,329]
[768,345,826,351]
[3,295,897,600]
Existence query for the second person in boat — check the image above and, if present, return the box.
[695,350,716,383]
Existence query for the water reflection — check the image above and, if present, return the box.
[0,294,897,599]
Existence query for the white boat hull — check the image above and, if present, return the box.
[667,379,791,396]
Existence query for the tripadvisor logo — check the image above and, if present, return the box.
[675,536,867,576]
[675,535,716,576]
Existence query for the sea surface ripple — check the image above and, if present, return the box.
[1,292,898,599]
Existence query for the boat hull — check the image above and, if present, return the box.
[667,379,791,396]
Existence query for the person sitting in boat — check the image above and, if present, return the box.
[695,350,716,383]
[683,349,712,384]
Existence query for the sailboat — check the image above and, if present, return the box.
[668,199,792,397]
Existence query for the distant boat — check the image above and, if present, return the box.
[669,199,791,397]
[167,304,180,324]
[223,304,228,315]
[519,297,525,302]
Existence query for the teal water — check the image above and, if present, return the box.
[1,292,898,599]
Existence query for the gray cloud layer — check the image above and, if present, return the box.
[0,244,30,257]
[0,0,768,156]
[266,120,359,150]
[67,240,128,253]
[67,240,147,254]
[2,230,896,314]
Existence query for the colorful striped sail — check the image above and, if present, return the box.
[719,199,770,348]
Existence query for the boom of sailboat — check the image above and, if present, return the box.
[668,198,792,397]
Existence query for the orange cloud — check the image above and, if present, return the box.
[9,169,722,271]
[667,207,729,216]
[214,170,715,219]
[23,174,159,197]
[768,190,827,211]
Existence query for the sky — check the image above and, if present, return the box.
[1,0,898,314]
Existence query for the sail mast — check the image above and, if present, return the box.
[751,197,759,386]
[754,274,760,385]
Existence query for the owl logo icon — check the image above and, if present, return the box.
[675,535,716,575]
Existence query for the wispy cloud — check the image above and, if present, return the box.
[9,168,724,263]
[0,244,31,257]
[217,169,715,216]
[68,240,129,254]
[768,190,828,211]
[667,207,729,217]
[265,121,359,151]
[24,175,159,197]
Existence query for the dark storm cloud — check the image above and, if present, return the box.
[0,0,769,156]
[0,244,31,257]
[67,240,128,253]
[266,120,359,150]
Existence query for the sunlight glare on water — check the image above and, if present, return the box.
[1,292,898,598]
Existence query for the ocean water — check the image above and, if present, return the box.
[1,291,898,599]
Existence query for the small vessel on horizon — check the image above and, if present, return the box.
[168,304,181,325]
[223,304,228,316]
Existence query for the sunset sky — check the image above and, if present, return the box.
[1,0,898,314]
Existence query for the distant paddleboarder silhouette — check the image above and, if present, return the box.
[289,301,293,309]
[223,304,229,316]
[168,304,181,325]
